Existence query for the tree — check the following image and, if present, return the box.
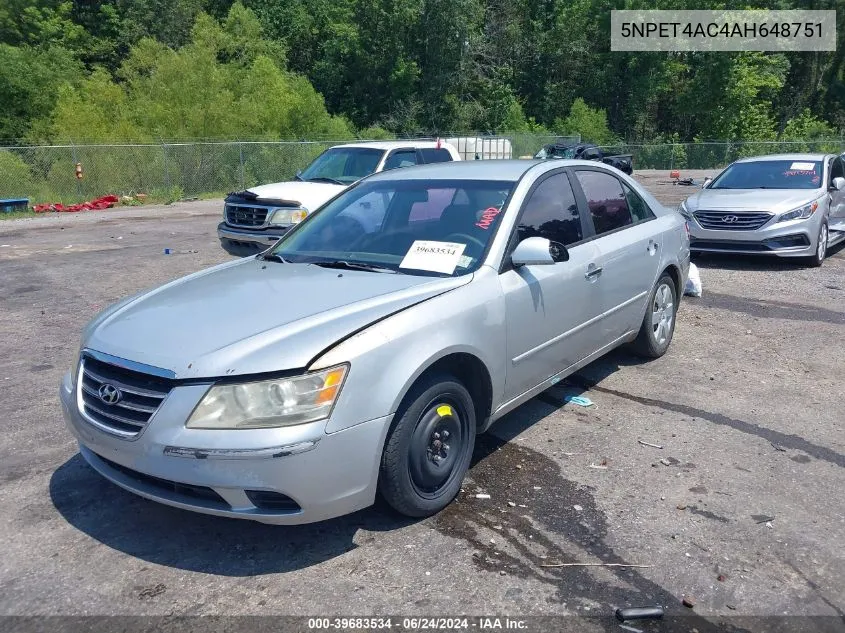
[554,98,616,145]
[36,4,351,142]
[0,44,83,141]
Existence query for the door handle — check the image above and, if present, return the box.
[585,265,603,279]
[647,239,659,252]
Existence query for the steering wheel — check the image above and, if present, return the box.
[444,233,486,251]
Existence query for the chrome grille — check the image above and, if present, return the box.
[79,357,172,438]
[225,204,270,227]
[694,211,773,231]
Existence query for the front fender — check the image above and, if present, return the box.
[311,268,507,434]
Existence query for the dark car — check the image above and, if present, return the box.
[536,141,633,175]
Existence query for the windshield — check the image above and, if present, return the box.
[270,179,514,276]
[709,160,823,190]
[299,148,385,185]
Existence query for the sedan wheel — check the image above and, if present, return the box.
[651,283,675,346]
[379,373,476,517]
[806,221,827,268]
[632,273,677,358]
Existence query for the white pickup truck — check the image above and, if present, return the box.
[217,140,462,256]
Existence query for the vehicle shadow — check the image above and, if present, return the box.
[692,239,845,271]
[49,453,415,576]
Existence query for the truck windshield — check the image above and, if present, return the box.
[269,179,514,276]
[299,148,385,185]
[709,160,823,190]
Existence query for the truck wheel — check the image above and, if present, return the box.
[631,273,677,359]
[379,373,476,517]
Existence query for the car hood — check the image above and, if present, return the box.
[84,259,470,379]
[247,181,347,211]
[684,188,824,213]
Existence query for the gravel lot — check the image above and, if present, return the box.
[1,170,843,628]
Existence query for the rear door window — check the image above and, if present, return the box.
[575,170,633,235]
[622,182,656,223]
[420,148,453,163]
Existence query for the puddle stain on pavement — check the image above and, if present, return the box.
[432,435,756,632]
[435,434,671,609]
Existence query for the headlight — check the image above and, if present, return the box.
[778,201,818,223]
[678,201,693,220]
[268,208,308,226]
[187,364,348,429]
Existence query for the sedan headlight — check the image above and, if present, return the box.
[187,364,348,429]
[678,201,693,220]
[269,208,308,226]
[778,201,818,223]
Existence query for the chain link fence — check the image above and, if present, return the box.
[598,139,845,171]
[1,136,843,205]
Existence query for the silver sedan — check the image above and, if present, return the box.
[59,159,690,524]
[681,153,845,267]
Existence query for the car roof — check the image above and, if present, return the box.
[735,153,832,163]
[365,158,630,182]
[331,140,452,151]
[366,159,543,182]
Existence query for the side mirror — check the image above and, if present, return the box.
[702,177,713,188]
[831,177,845,192]
[511,237,568,266]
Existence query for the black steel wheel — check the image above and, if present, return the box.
[379,373,476,517]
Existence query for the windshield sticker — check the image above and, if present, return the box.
[457,255,473,268]
[476,207,502,229]
[790,162,815,171]
[400,240,467,274]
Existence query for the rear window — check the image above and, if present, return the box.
[710,160,823,190]
[420,148,454,163]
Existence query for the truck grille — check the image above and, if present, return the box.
[225,204,270,227]
[694,211,773,231]
[79,357,172,438]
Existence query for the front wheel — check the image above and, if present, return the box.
[805,220,827,268]
[379,374,476,517]
[631,273,677,358]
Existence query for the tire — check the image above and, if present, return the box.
[805,220,828,268]
[631,273,677,359]
[379,373,476,517]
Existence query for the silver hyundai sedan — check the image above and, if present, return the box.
[59,160,690,524]
[681,153,845,267]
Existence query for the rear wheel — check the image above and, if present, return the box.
[632,273,677,359]
[805,221,827,268]
[379,374,476,517]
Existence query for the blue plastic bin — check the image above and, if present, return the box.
[0,198,29,213]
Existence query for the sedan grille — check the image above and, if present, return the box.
[79,357,172,438]
[225,204,270,227]
[694,211,773,231]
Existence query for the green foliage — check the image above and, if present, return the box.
[1,0,844,150]
[0,44,84,140]
[0,150,34,195]
[781,109,837,141]
[38,4,351,143]
[357,125,395,140]
[553,99,617,145]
